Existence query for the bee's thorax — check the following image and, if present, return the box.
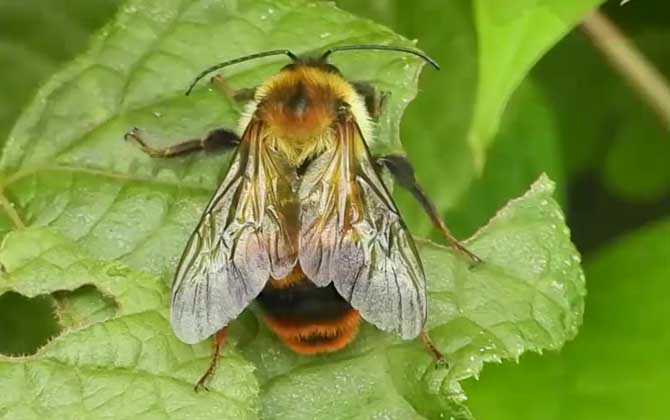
[237,63,372,167]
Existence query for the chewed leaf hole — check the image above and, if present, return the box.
[53,285,118,330]
[0,292,60,356]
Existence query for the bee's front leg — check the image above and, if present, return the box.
[124,127,240,158]
[210,74,256,106]
[374,154,482,266]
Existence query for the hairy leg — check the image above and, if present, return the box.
[194,327,229,392]
[124,127,240,158]
[421,329,447,367]
[375,154,481,265]
[210,74,256,104]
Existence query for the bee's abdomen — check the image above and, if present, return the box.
[256,267,360,354]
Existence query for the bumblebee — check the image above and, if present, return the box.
[125,45,479,390]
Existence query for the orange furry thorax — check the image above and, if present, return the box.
[254,65,358,165]
[259,80,336,140]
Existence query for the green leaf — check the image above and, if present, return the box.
[469,0,605,169]
[446,78,566,238]
[0,0,425,279]
[246,175,584,419]
[338,0,597,231]
[0,0,119,145]
[0,175,585,419]
[0,0,585,418]
[602,108,670,202]
[464,218,670,420]
[0,228,259,419]
[600,30,670,203]
[532,30,615,178]
[390,0,480,236]
[53,285,118,330]
[534,28,670,201]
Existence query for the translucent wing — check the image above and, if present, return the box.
[171,120,298,344]
[299,118,426,339]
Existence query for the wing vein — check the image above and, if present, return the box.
[299,116,426,339]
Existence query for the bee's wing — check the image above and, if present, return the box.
[171,120,298,344]
[299,118,426,339]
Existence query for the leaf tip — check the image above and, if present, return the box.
[529,172,556,195]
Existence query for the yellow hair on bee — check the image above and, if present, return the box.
[237,64,373,166]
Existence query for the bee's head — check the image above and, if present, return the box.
[256,61,350,141]
[184,45,439,97]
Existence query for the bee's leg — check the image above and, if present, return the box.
[351,81,390,121]
[194,327,229,392]
[375,154,482,265]
[124,127,240,158]
[210,74,256,105]
[421,329,447,368]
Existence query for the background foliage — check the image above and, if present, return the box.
[0,0,668,419]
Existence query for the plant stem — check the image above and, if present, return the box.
[581,10,670,130]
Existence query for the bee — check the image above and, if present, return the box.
[125,44,480,390]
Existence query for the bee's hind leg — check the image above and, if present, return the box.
[374,154,482,266]
[124,127,240,158]
[421,329,448,368]
[194,327,229,392]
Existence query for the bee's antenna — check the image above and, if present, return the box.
[185,49,298,96]
[320,44,439,70]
